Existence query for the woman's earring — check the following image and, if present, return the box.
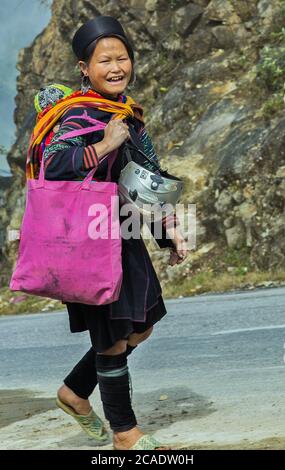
[81,74,91,94]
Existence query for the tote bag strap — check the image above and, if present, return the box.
[59,122,118,183]
[59,121,106,140]
[80,148,118,188]
[39,120,118,186]
[59,117,120,183]
[38,146,118,188]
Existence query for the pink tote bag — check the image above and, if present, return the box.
[10,122,123,305]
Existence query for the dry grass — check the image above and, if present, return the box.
[0,286,64,316]
[2,270,285,316]
[162,270,285,298]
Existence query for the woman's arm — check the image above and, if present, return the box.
[43,108,106,180]
[43,107,130,180]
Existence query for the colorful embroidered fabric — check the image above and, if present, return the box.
[34,84,73,113]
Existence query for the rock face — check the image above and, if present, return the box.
[2,0,285,288]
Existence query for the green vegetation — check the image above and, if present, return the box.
[256,3,285,118]
[257,44,285,117]
[233,53,250,70]
[257,46,285,92]
[260,93,284,119]
[170,0,179,9]
[222,246,251,269]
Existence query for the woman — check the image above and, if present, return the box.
[41,16,188,450]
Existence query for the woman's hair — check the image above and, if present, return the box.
[79,35,136,87]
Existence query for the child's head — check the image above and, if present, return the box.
[34,83,73,113]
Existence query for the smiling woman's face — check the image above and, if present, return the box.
[79,37,133,98]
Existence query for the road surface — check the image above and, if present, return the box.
[0,287,284,449]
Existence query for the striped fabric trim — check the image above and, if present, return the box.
[97,365,129,378]
[56,122,84,143]
[83,145,99,170]
[43,152,54,172]
[60,120,84,129]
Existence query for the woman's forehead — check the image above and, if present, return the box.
[94,37,128,56]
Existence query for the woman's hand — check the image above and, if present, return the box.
[103,119,130,152]
[167,227,189,266]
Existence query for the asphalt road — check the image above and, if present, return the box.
[0,287,285,449]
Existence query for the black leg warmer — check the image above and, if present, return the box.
[96,351,137,432]
[63,344,138,400]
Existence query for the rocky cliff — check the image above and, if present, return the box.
[2,0,285,305]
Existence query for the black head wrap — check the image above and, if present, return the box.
[72,16,134,62]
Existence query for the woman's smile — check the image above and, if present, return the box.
[107,76,125,83]
[106,75,126,86]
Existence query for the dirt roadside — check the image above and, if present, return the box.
[0,389,284,450]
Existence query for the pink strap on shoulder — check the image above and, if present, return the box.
[60,109,108,139]
[58,112,117,182]
[60,123,106,140]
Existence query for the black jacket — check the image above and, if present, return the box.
[43,105,176,249]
